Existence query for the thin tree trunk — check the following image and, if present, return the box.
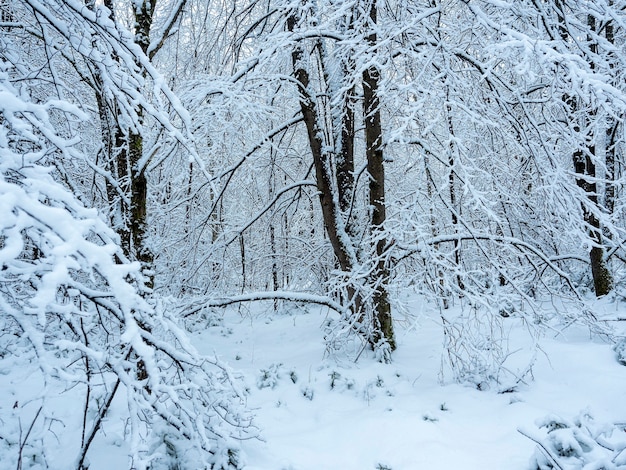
[240,234,246,294]
[337,14,356,220]
[269,150,280,311]
[555,2,613,296]
[87,0,133,258]
[573,144,612,296]
[287,15,355,274]
[445,90,464,291]
[338,83,356,217]
[128,0,155,287]
[604,10,617,220]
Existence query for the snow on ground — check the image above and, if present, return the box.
[1,297,624,469]
[189,298,626,470]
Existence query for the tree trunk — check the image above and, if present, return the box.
[573,147,613,296]
[555,3,613,296]
[89,0,132,257]
[288,15,355,274]
[362,0,395,350]
[128,0,155,287]
[604,10,617,220]
[337,49,356,218]
[445,90,464,291]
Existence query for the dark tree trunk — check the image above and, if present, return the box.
[604,11,617,219]
[362,0,395,351]
[288,15,355,274]
[338,79,355,216]
[555,3,613,297]
[445,93,464,291]
[573,146,613,296]
[127,0,155,287]
[89,0,132,256]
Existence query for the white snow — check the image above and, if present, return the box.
[1,296,625,469]
[179,300,624,470]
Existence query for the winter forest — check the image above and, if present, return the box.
[1,0,626,468]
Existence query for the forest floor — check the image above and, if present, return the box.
[190,295,626,470]
[2,295,624,469]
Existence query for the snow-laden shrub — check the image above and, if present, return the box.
[440,303,536,391]
[257,363,284,390]
[0,65,256,469]
[520,412,626,469]
[257,363,299,390]
[614,338,626,366]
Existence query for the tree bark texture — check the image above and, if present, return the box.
[362,0,395,350]
[288,15,355,274]
[128,0,155,287]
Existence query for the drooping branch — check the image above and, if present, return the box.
[184,291,347,316]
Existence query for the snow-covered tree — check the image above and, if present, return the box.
[5,0,625,391]
[0,7,255,469]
